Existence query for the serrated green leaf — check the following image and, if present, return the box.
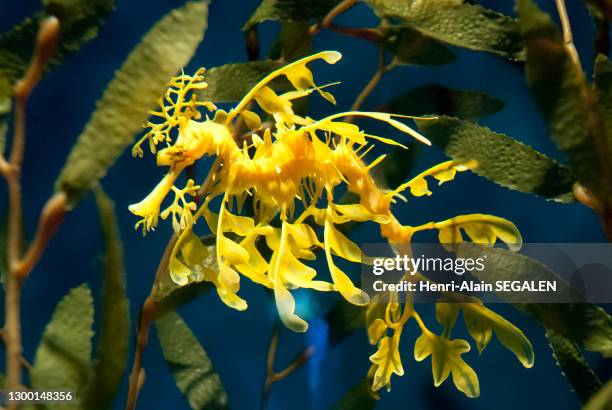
[528,303,612,358]
[387,85,504,119]
[332,379,376,410]
[364,0,523,59]
[43,0,115,34]
[386,26,455,66]
[456,244,612,359]
[518,0,611,200]
[326,299,366,346]
[268,21,313,61]
[585,0,612,20]
[43,0,116,64]
[55,0,208,206]
[0,218,6,284]
[156,311,229,410]
[0,18,37,101]
[81,187,130,410]
[546,329,602,404]
[153,277,213,319]
[0,0,116,137]
[198,61,283,103]
[0,113,7,154]
[585,379,612,410]
[31,284,94,408]
[416,116,575,202]
[244,0,340,30]
[455,243,570,302]
[585,1,612,60]
[372,144,419,190]
[0,75,8,154]
[593,55,612,167]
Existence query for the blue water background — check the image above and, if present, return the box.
[0,0,610,409]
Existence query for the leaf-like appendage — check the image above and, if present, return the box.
[56,1,208,205]
[370,336,404,392]
[414,332,480,398]
[429,213,522,251]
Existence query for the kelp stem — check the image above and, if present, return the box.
[555,0,583,72]
[350,44,396,113]
[309,0,357,35]
[1,17,60,406]
[3,99,25,401]
[125,297,156,410]
[322,0,357,28]
[309,0,382,43]
[557,1,612,241]
[324,25,384,44]
[260,322,315,409]
[574,183,612,241]
[125,236,175,410]
[125,156,221,409]
[13,193,67,280]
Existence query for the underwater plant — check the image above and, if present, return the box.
[0,0,611,409]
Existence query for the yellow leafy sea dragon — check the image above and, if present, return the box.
[129,51,534,398]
